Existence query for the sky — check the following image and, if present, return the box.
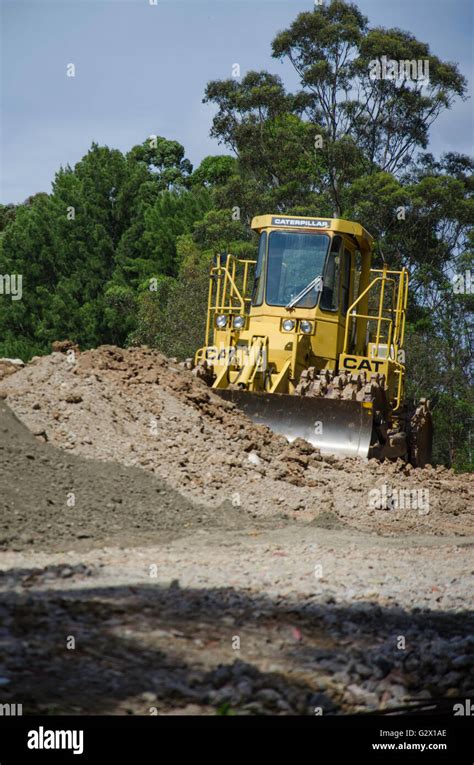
[1,0,473,204]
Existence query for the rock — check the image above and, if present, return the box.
[389,684,408,701]
[256,688,283,706]
[0,358,24,367]
[231,661,259,680]
[276,699,292,712]
[331,671,351,684]
[209,686,234,705]
[451,655,473,669]
[355,663,372,679]
[212,665,233,686]
[0,360,23,381]
[141,691,157,703]
[52,340,80,354]
[64,393,83,404]
[347,684,378,706]
[375,657,394,677]
[235,680,253,700]
[442,671,462,686]
[446,687,460,697]
[241,702,265,714]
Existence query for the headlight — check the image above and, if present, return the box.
[300,320,313,334]
[282,319,295,332]
[233,315,245,330]
[216,315,227,328]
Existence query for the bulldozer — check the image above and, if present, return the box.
[193,214,433,466]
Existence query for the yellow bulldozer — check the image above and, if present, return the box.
[193,214,433,466]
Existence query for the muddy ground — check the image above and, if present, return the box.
[0,346,472,715]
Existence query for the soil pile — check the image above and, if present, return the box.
[0,345,471,536]
[0,400,257,553]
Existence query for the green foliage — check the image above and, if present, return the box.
[0,204,18,232]
[405,306,473,473]
[112,188,212,287]
[216,703,236,716]
[191,155,238,188]
[129,210,255,360]
[130,261,209,361]
[0,138,199,354]
[192,208,251,251]
[206,2,466,217]
[104,285,137,345]
[126,136,193,191]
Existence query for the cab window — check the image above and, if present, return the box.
[320,236,342,311]
[265,231,329,307]
[341,248,352,314]
[252,232,267,306]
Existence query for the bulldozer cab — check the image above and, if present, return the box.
[196,215,374,380]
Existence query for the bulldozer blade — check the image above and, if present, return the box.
[216,390,374,459]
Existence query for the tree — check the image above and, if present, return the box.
[130,235,210,360]
[110,188,213,291]
[126,136,193,191]
[0,203,18,232]
[205,2,467,217]
[272,1,466,213]
[0,137,198,354]
[191,155,238,188]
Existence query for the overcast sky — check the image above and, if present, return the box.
[1,0,473,204]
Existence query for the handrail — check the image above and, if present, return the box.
[343,267,408,361]
[205,253,256,345]
[342,266,408,412]
[343,276,394,354]
[211,266,245,311]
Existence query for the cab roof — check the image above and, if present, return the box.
[251,214,373,249]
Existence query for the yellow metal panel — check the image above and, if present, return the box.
[251,214,373,248]
[339,353,389,377]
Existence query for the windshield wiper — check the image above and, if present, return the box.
[286,275,323,309]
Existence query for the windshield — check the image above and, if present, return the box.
[265,231,330,307]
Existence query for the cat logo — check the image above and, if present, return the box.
[342,356,384,372]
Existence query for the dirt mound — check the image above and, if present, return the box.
[0,400,259,553]
[0,345,472,536]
